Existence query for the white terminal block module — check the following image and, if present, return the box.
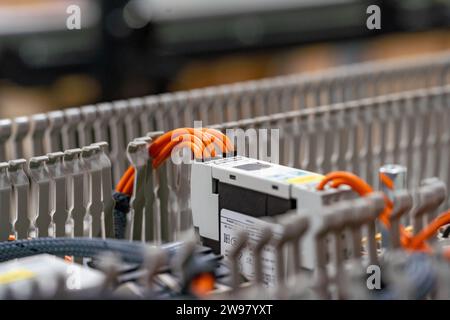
[0,254,105,299]
[191,156,352,271]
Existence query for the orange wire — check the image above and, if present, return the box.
[151,136,185,166]
[379,172,394,190]
[116,166,134,193]
[317,172,373,195]
[443,247,450,260]
[409,211,450,249]
[122,174,135,196]
[326,177,391,226]
[197,131,216,158]
[326,179,373,197]
[318,171,444,252]
[318,173,393,226]
[149,128,195,157]
[150,131,230,168]
[120,132,213,195]
[151,136,200,168]
[189,272,215,296]
[117,127,235,197]
[119,136,208,195]
[178,134,209,155]
[329,178,348,189]
[175,141,204,159]
[202,128,233,153]
[152,140,203,169]
[194,128,228,153]
[201,132,221,157]
[149,128,232,156]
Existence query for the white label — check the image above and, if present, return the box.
[220,209,282,287]
[212,156,323,187]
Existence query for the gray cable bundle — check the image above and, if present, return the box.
[0,237,149,263]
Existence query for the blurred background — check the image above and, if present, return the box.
[2,0,450,118]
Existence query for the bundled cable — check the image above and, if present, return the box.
[0,237,149,263]
[112,128,234,238]
[116,128,234,197]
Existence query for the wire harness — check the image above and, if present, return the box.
[0,237,149,263]
[116,127,234,196]
[317,171,450,253]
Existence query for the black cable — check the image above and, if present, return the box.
[113,192,131,239]
[0,237,148,263]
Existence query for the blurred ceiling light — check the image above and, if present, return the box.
[142,0,351,22]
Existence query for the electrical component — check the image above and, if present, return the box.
[191,155,352,273]
[0,254,105,299]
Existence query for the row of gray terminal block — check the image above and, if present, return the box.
[0,51,450,186]
[215,178,449,299]
[0,142,114,241]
